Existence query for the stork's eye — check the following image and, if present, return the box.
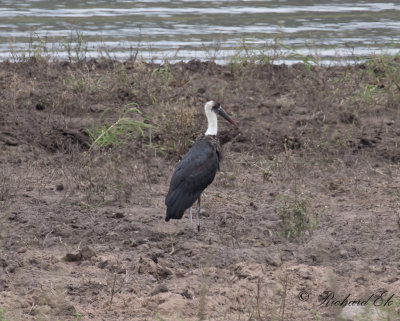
[212,103,220,111]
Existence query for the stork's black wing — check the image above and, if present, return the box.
[165,140,220,221]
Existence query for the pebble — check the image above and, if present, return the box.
[17,247,27,254]
[265,252,282,267]
[150,284,168,296]
[80,246,97,260]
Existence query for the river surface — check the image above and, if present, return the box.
[1,0,400,64]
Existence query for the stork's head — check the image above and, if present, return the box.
[204,101,237,136]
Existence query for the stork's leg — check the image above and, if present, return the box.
[196,194,201,232]
[189,206,193,225]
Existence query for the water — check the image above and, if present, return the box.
[1,0,400,64]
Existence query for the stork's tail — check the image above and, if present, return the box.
[165,188,196,222]
[165,188,187,221]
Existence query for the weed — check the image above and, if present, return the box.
[252,160,273,182]
[310,308,321,321]
[353,83,379,105]
[64,74,86,92]
[201,38,223,61]
[280,43,318,71]
[108,266,127,307]
[0,309,7,321]
[373,296,400,320]
[227,37,276,80]
[315,124,354,155]
[60,31,88,63]
[73,312,82,321]
[367,55,400,110]
[153,312,168,321]
[152,63,174,87]
[116,62,161,105]
[227,34,320,77]
[87,103,152,152]
[393,190,400,205]
[27,32,51,61]
[277,191,322,241]
[142,127,166,157]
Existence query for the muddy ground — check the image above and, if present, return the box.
[0,57,400,321]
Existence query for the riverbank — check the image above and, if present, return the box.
[1,57,400,320]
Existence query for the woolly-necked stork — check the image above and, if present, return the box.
[165,101,238,231]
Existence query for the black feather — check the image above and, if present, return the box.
[165,137,220,221]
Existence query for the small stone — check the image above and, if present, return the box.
[89,104,106,113]
[17,247,27,254]
[298,268,312,280]
[181,289,193,299]
[65,246,96,262]
[0,258,8,268]
[65,252,82,262]
[159,266,173,278]
[5,138,18,146]
[150,284,168,296]
[265,253,282,267]
[122,239,138,247]
[137,243,150,250]
[80,246,96,260]
[113,212,124,219]
[98,260,108,269]
[55,303,76,316]
[369,265,386,274]
[360,138,376,148]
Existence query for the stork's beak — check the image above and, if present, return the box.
[218,107,238,127]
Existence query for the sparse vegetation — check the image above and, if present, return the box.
[379,297,400,320]
[73,312,83,321]
[86,103,152,152]
[0,309,7,321]
[1,37,400,321]
[277,191,322,241]
[311,308,321,321]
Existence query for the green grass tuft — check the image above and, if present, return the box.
[87,103,153,152]
[0,309,7,321]
[277,191,323,241]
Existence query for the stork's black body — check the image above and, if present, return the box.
[164,100,237,230]
[165,135,221,222]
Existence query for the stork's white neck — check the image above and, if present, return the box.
[205,108,218,136]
